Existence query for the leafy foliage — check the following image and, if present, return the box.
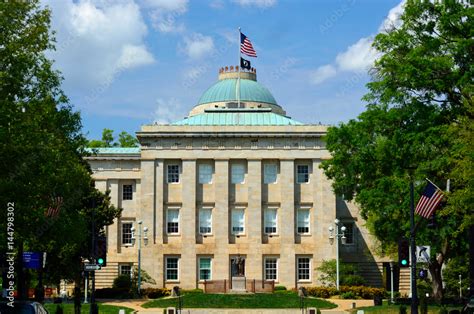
[317,259,365,287]
[88,128,138,147]
[320,1,473,300]
[0,0,121,296]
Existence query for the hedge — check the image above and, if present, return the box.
[306,286,385,299]
[141,288,171,299]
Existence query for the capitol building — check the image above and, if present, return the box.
[86,66,394,291]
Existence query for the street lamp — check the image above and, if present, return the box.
[328,219,346,290]
[83,259,90,303]
[131,221,148,295]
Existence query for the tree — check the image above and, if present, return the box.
[0,0,120,299]
[88,129,138,147]
[118,131,139,147]
[321,1,473,300]
[317,259,365,287]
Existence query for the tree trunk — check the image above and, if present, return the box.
[74,272,82,314]
[429,240,449,301]
[429,259,444,300]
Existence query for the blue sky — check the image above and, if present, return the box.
[43,0,404,140]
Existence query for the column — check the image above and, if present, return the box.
[139,160,159,286]
[247,159,262,280]
[279,160,296,288]
[181,159,197,288]
[214,159,229,280]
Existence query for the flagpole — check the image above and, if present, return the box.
[238,27,241,108]
[425,178,442,191]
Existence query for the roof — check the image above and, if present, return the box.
[197,78,278,106]
[85,147,140,154]
[172,109,303,126]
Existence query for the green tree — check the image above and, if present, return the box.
[321,1,473,300]
[88,129,138,147]
[316,259,365,287]
[0,0,121,299]
[118,131,139,147]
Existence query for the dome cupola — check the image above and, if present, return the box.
[189,66,285,116]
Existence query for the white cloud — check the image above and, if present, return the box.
[45,0,154,89]
[144,0,188,11]
[180,33,215,60]
[310,65,337,85]
[117,44,155,69]
[210,0,225,9]
[378,0,405,33]
[309,0,404,85]
[335,36,379,72]
[232,0,277,8]
[154,98,186,124]
[145,0,188,33]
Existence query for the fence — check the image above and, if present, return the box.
[203,279,274,293]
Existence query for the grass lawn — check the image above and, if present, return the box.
[44,303,134,313]
[348,304,464,314]
[142,291,337,309]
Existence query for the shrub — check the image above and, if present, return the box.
[342,275,366,286]
[341,291,356,299]
[438,306,448,314]
[55,305,64,314]
[306,285,385,299]
[141,288,171,299]
[113,275,132,290]
[274,285,287,291]
[306,286,338,298]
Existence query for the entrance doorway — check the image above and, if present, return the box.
[230,256,246,277]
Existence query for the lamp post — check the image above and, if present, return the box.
[83,259,89,303]
[328,219,347,291]
[131,221,148,295]
[390,262,394,304]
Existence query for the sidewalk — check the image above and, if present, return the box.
[101,298,374,314]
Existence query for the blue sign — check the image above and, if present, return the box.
[23,252,42,269]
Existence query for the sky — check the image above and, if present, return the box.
[41,0,404,140]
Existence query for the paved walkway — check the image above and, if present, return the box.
[102,298,374,314]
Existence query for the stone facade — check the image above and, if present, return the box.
[85,68,391,291]
[86,125,391,290]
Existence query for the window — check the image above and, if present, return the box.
[296,165,309,183]
[165,257,179,281]
[167,164,180,183]
[231,163,245,184]
[121,222,133,245]
[264,208,277,234]
[198,164,213,184]
[264,257,278,281]
[199,208,212,234]
[231,208,245,235]
[263,163,277,184]
[167,208,179,234]
[199,257,212,280]
[119,264,132,277]
[297,209,310,234]
[297,257,311,281]
[122,184,133,200]
[343,222,354,244]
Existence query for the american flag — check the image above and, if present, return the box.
[240,32,257,58]
[45,196,63,217]
[415,181,444,218]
